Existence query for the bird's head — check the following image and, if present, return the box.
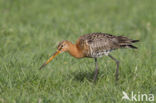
[39,40,71,69]
[57,40,71,53]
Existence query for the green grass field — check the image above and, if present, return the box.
[0,0,156,102]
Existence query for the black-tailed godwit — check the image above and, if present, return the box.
[40,33,139,81]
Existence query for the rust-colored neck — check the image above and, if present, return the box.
[67,42,84,58]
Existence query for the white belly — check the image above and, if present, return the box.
[91,50,111,58]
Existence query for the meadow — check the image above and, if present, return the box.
[0,0,156,102]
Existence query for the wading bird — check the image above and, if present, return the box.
[40,33,139,81]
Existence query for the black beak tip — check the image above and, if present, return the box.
[39,63,46,70]
[39,67,42,70]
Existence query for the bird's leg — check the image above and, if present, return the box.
[93,58,98,82]
[108,54,120,81]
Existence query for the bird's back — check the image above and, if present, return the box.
[76,33,139,58]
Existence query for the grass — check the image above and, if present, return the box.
[0,0,156,102]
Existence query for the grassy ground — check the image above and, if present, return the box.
[0,0,156,102]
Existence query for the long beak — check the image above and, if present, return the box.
[39,50,61,70]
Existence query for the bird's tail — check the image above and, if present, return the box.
[117,36,139,49]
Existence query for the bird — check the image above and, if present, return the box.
[39,33,139,81]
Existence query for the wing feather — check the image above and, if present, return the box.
[76,33,120,57]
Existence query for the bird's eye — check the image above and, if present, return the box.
[58,44,63,50]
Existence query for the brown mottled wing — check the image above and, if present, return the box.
[76,33,120,57]
[77,33,139,57]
